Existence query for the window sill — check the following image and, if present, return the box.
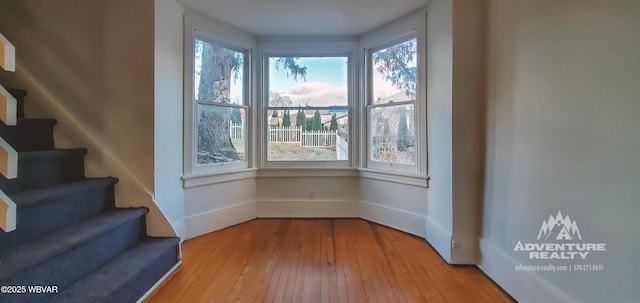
[358,168,429,188]
[256,167,359,178]
[182,168,258,188]
[182,168,428,188]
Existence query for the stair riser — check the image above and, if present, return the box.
[0,185,116,249]
[6,89,25,119]
[0,121,55,151]
[106,245,179,303]
[0,217,146,303]
[0,154,86,194]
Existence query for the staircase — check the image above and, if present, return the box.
[0,88,180,302]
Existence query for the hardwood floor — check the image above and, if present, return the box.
[145,219,514,303]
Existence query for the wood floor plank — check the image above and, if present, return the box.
[319,220,338,303]
[145,219,515,303]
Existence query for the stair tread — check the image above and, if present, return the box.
[10,177,118,208]
[0,208,148,281]
[18,148,87,161]
[51,237,179,303]
[5,118,57,125]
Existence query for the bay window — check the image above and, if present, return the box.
[184,16,427,183]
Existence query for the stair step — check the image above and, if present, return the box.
[0,208,149,303]
[0,118,56,151]
[0,148,87,194]
[6,88,25,119]
[51,237,180,303]
[0,178,118,250]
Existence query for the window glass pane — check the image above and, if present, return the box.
[197,104,246,165]
[372,38,417,104]
[267,109,348,161]
[370,104,415,165]
[194,39,244,105]
[268,57,348,107]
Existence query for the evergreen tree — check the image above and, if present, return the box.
[271,110,278,118]
[312,110,322,131]
[397,107,410,151]
[329,113,338,131]
[373,39,417,98]
[282,110,291,127]
[306,117,313,131]
[296,110,306,130]
[231,108,242,125]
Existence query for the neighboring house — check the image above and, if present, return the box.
[0,0,637,302]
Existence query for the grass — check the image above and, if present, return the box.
[229,139,337,161]
[268,143,337,161]
[232,138,244,157]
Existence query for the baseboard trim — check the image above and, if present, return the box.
[183,201,256,240]
[425,216,452,263]
[359,201,426,238]
[257,200,359,218]
[135,260,182,303]
[171,219,186,243]
[478,239,577,303]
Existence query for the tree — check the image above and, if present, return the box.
[231,108,242,125]
[296,110,306,130]
[397,107,410,151]
[373,39,417,98]
[271,110,279,118]
[306,117,313,131]
[282,110,291,127]
[270,91,293,107]
[311,110,322,131]
[329,113,338,131]
[197,41,240,162]
[198,45,306,162]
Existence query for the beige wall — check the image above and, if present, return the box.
[0,0,174,236]
[480,0,640,302]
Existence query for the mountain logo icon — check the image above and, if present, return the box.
[536,211,582,241]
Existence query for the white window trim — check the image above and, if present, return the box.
[183,14,257,180]
[181,12,428,188]
[259,47,357,169]
[360,13,428,177]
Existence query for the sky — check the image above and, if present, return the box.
[268,56,413,107]
[269,57,348,107]
[194,40,413,106]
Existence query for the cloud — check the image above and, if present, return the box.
[281,81,348,107]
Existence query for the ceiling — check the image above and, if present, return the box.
[181,0,429,36]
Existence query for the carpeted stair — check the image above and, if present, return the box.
[0,89,179,303]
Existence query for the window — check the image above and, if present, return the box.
[185,32,251,176]
[366,37,418,172]
[264,55,350,165]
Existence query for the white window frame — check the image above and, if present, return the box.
[362,21,427,176]
[261,49,355,169]
[183,18,254,178]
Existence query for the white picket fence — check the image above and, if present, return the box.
[230,124,338,147]
[301,130,337,147]
[269,126,301,143]
[230,123,243,139]
[269,126,337,147]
